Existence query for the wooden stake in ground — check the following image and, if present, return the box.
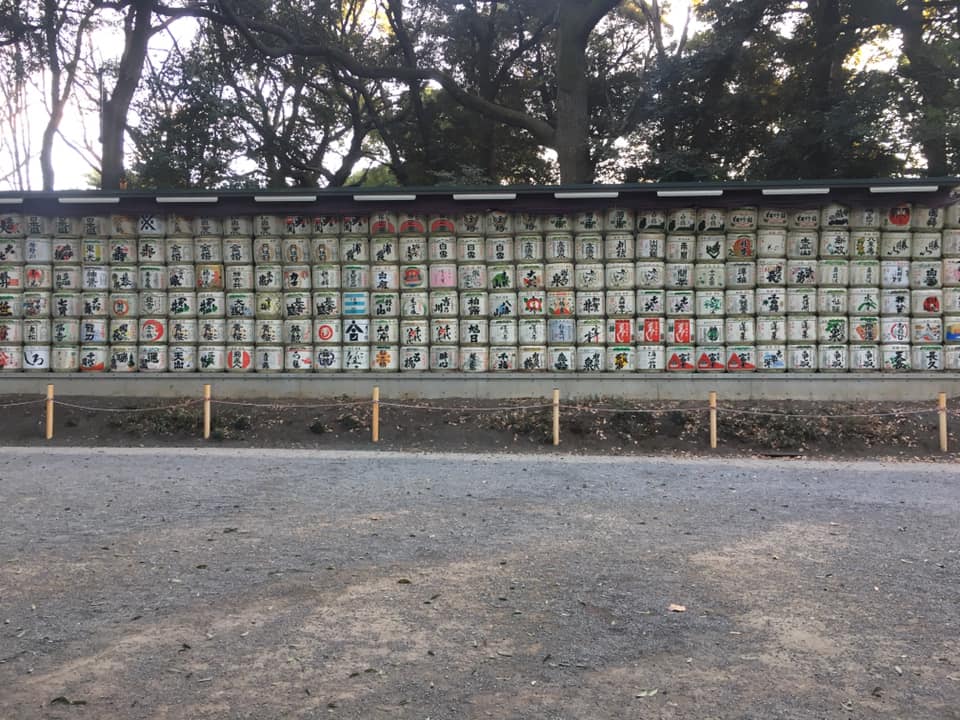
[203,384,211,440]
[372,386,380,443]
[45,384,54,440]
[939,392,948,453]
[552,388,560,447]
[709,391,718,450]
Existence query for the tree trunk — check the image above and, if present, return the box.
[554,0,597,184]
[807,0,843,177]
[101,0,154,190]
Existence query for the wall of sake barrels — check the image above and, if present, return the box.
[0,200,959,374]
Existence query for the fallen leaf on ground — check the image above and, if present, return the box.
[635,689,658,698]
[668,604,687,613]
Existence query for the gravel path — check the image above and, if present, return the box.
[1,448,958,719]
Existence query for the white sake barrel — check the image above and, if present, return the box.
[22,291,50,318]
[0,238,23,264]
[695,346,726,372]
[638,317,666,344]
[948,347,960,369]
[137,265,164,292]
[697,318,725,345]
[459,290,488,318]
[459,318,488,345]
[460,347,489,372]
[24,237,52,263]
[912,289,943,316]
[881,232,912,258]
[545,262,574,289]
[786,260,817,285]
[226,292,256,318]
[818,230,849,257]
[850,207,881,229]
[82,265,109,291]
[880,317,911,343]
[108,318,137,344]
[546,318,574,344]
[819,345,848,372]
[695,235,724,262]
[576,346,604,372]
[818,259,849,287]
[425,236,454,264]
[251,346,283,373]
[636,344,665,372]
[605,233,634,261]
[849,260,880,286]
[370,237,398,264]
[758,208,789,229]
[400,291,428,318]
[757,228,787,258]
[634,261,665,289]
[575,235,603,262]
[282,318,312,345]
[49,345,79,372]
[485,236,514,263]
[756,259,785,286]
[725,317,755,344]
[788,209,820,230]
[756,317,786,343]
[821,203,850,228]
[79,318,107,344]
[311,345,341,372]
[545,290,574,317]
[786,345,817,372]
[881,344,911,371]
[696,290,725,317]
[166,345,196,372]
[192,238,221,264]
[605,346,635,372]
[222,238,253,265]
[490,345,519,371]
[910,261,942,289]
[606,289,635,317]
[818,288,848,315]
[666,317,695,345]
[576,291,604,316]
[575,318,604,345]
[161,237,193,264]
[516,263,544,290]
[786,231,818,259]
[52,266,81,292]
[306,238,336,266]
[880,260,910,287]
[21,215,47,236]
[186,215,219,237]
[109,265,137,292]
[636,232,666,259]
[51,318,79,345]
[196,264,224,290]
[665,235,696,261]
[341,317,371,344]
[168,318,197,344]
[219,215,251,238]
[572,211,602,234]
[665,346,695,371]
[252,237,281,264]
[371,292,398,318]
[518,345,546,371]
[576,263,605,290]
[23,264,52,290]
[725,206,756,232]
[880,289,911,316]
[850,345,880,370]
[605,208,635,233]
[339,237,368,263]
[226,318,255,344]
[456,212,484,235]
[634,208,665,231]
[692,263,726,290]
[725,290,754,316]
[138,317,166,344]
[281,265,311,291]
[105,345,137,372]
[517,318,546,345]
[369,265,399,292]
[637,290,665,316]
[695,208,725,233]
[912,232,942,259]
[666,208,696,233]
[605,263,635,290]
[395,318,423,344]
[818,316,848,343]
[314,318,343,344]
[850,316,881,344]
[946,230,960,256]
[21,344,50,371]
[514,235,544,261]
[490,318,518,344]
[195,290,225,318]
[224,346,254,373]
[850,229,881,258]
[197,319,226,344]
[284,346,314,372]
[428,214,456,235]
[726,232,756,260]
[488,265,515,291]
[307,213,339,236]
[0,319,20,343]
[137,345,167,372]
[665,290,694,316]
[0,293,21,319]
[311,291,342,318]
[946,316,960,343]
[945,288,960,313]
[51,292,81,318]
[53,238,82,264]
[605,317,633,345]
[399,345,429,371]
[756,345,786,372]
[665,263,694,289]
[280,237,309,264]
[455,264,484,290]
[340,264,370,292]
[725,262,756,288]
[787,316,817,342]
[881,204,913,230]
[429,346,458,371]
[425,289,455,318]
[456,237,484,263]
[912,345,943,371]
[195,345,226,372]
[912,317,943,344]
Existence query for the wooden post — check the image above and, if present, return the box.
[552,388,560,447]
[372,386,380,443]
[45,384,54,440]
[709,391,718,450]
[939,392,948,453]
[203,384,211,440]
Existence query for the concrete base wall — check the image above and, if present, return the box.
[1,373,958,401]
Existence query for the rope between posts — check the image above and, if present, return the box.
[378,401,553,413]
[720,407,937,419]
[53,399,199,413]
[211,399,370,410]
[0,398,47,409]
[560,403,711,414]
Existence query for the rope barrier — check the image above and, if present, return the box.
[210,399,370,410]
[52,399,199,414]
[378,401,553,413]
[719,407,938,419]
[0,398,46,409]
[559,403,710,414]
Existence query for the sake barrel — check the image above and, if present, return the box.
[340,238,369,263]
[371,237,398,263]
[912,317,943,344]
[24,237,52,262]
[637,290,665,316]
[399,345,429,371]
[168,318,197,344]
[818,316,848,343]
[429,237,457,262]
[697,208,726,233]
[786,316,817,342]
[518,318,546,345]
[881,344,911,371]
[253,346,284,373]
[138,345,168,372]
[665,345,695,371]
[786,345,817,372]
[51,346,80,372]
[818,288,849,315]
[457,237,484,263]
[314,318,342,344]
[786,231,818,258]
[850,259,880,286]
[109,345,138,372]
[606,346,635,372]
[197,345,226,371]
[912,289,942,316]
[725,290,754,316]
[850,207,881,229]
[198,319,226,343]
[372,292,399,318]
[460,290,488,318]
[490,346,519,371]
[576,263,606,290]
[726,232,756,259]
[605,289,635,316]
[0,238,23,263]
[226,292,256,318]
[696,235,725,262]
[285,346,315,372]
[167,345,196,372]
[53,238,81,264]
[912,232,942,259]
[51,291,81,318]
[574,235,603,262]
[0,319,21,343]
[725,317,755,343]
[819,345,848,372]
[880,317,910,343]
[912,345,943,371]
[786,260,818,286]
[819,230,850,258]
[605,233,634,260]
[488,265,516,291]
[850,344,880,370]
[429,346,459,371]
[576,346,605,372]
[194,238,222,263]
[489,318,518,345]
[695,290,725,317]
[226,318,255,344]
[756,228,786,257]
[666,317,695,344]
[21,345,50,371]
[664,263,694,289]
[756,260,785,286]
[910,261,942,289]
[605,262,635,290]
[667,208,696,233]
[850,316,881,344]
[253,237,282,263]
[638,317,666,344]
[665,290,694,316]
[222,215,253,238]
[164,237,194,264]
[459,318,488,344]
[850,230,880,258]
[756,345,786,372]
[881,232,912,258]
[697,318,725,345]
[788,209,820,230]
[196,264,224,290]
[400,291,428,318]
[282,265,312,290]
[545,233,574,260]
[636,232,666,259]
[665,235,696,261]
[882,204,913,231]
[756,317,787,343]
[880,289,911,316]
[945,316,960,343]
[725,261,757,288]
[22,291,50,318]
[430,318,458,345]
[314,346,343,372]
[696,346,727,372]
[514,234,545,261]
[109,319,137,344]
[545,262,574,289]
[460,347,488,372]
[344,317,373,344]
[576,318,604,345]
[758,208,789,229]
[51,318,79,345]
[821,203,850,228]
[577,291,604,316]
[224,346,254,373]
[518,290,546,316]
[519,345,547,371]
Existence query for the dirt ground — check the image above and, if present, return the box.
[1,393,958,461]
